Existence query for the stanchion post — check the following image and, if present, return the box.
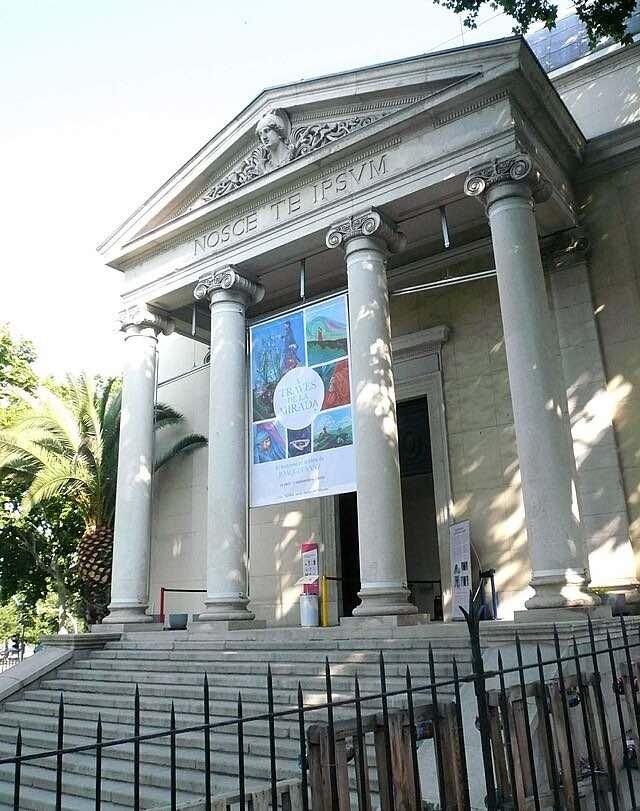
[320,576,330,627]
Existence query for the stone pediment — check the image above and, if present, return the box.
[141,83,465,232]
[99,39,533,264]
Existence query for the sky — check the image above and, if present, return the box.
[0,0,570,378]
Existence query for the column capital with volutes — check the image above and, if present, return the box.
[325,208,406,254]
[117,305,174,337]
[464,152,551,208]
[194,266,264,307]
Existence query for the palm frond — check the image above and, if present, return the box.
[154,403,184,430]
[155,433,207,472]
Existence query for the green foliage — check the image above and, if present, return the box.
[433,0,638,46]
[0,375,207,531]
[0,324,38,429]
[0,600,18,643]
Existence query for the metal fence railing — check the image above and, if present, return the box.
[1,596,640,809]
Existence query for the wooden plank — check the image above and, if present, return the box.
[308,729,333,811]
[389,713,413,811]
[444,703,470,811]
[334,738,351,810]
[511,699,531,805]
[487,704,509,795]
[548,683,579,811]
[583,687,612,811]
[374,726,392,811]
[250,787,270,811]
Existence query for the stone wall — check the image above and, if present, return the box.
[580,162,640,571]
[390,260,531,618]
[151,335,338,625]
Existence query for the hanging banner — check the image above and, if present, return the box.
[450,520,472,621]
[249,293,356,507]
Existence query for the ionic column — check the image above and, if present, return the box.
[105,306,173,624]
[465,154,596,610]
[326,209,417,616]
[194,267,264,622]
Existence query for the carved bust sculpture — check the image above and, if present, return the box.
[255,108,294,173]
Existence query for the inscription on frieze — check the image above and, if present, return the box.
[193,152,390,257]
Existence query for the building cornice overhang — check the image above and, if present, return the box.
[550,39,640,91]
[577,120,640,182]
[102,44,584,275]
[98,38,539,263]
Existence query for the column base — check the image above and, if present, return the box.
[198,597,255,623]
[515,605,612,623]
[352,586,418,618]
[103,605,154,625]
[525,576,600,610]
[341,613,430,629]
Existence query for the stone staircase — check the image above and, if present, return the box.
[0,626,472,809]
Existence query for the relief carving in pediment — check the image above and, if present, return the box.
[201,107,385,204]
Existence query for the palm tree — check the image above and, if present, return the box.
[0,375,206,622]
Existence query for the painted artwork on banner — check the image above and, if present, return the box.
[250,294,356,507]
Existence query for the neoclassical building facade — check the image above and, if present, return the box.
[99,33,640,626]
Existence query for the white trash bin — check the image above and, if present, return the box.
[300,594,319,627]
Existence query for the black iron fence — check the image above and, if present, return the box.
[1,599,640,809]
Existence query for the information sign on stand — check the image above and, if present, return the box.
[450,521,471,620]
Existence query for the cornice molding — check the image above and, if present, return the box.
[392,326,450,362]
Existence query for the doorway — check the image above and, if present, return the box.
[337,396,442,618]
[398,397,442,619]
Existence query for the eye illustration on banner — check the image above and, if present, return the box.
[273,366,324,431]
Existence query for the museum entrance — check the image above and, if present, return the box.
[337,396,442,618]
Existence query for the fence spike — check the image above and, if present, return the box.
[463,591,497,808]
[587,618,621,810]
[170,701,177,811]
[55,694,64,811]
[95,714,102,811]
[13,726,21,811]
[325,657,339,808]
[428,643,446,806]
[237,692,246,811]
[297,682,309,811]
[452,656,471,810]
[134,684,140,811]
[203,674,211,811]
[354,673,369,811]
[267,665,278,810]
[379,651,395,811]
[515,632,540,811]
[536,644,562,809]
[572,636,601,809]
[405,666,422,809]
[606,628,636,806]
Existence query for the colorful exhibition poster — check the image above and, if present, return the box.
[249,293,356,507]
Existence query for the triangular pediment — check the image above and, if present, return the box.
[99,38,526,261]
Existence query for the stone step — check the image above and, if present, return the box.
[0,630,463,807]
[67,657,451,679]
[20,688,392,723]
[0,736,282,797]
[0,720,302,764]
[0,781,130,811]
[44,669,420,697]
[0,758,204,809]
[98,645,464,663]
